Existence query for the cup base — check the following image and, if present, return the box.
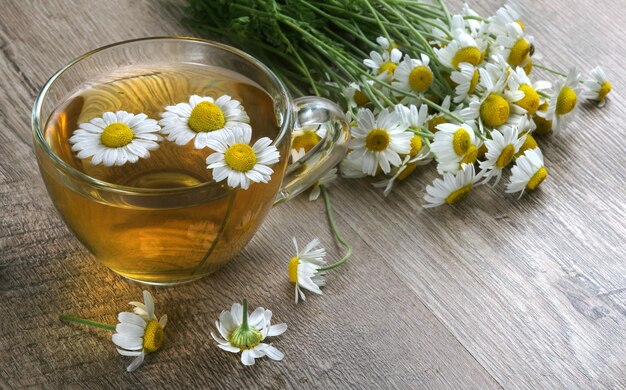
[118,272,210,286]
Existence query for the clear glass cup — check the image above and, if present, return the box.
[32,37,349,285]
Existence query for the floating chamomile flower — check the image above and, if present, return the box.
[363,47,403,80]
[211,300,287,366]
[506,148,547,197]
[450,62,480,103]
[495,22,534,67]
[344,82,372,108]
[347,108,412,176]
[289,238,327,303]
[539,67,582,134]
[508,67,551,115]
[582,66,612,107]
[424,164,478,208]
[159,95,250,149]
[431,122,479,174]
[460,68,526,129]
[436,31,482,70]
[478,126,526,186]
[69,111,162,167]
[205,125,280,190]
[392,54,433,95]
[112,291,167,372]
[309,168,338,202]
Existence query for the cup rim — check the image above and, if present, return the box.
[32,36,292,196]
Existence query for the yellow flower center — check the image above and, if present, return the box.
[477,143,488,158]
[224,144,257,172]
[523,58,533,75]
[409,135,423,157]
[408,66,433,92]
[460,144,478,164]
[516,19,525,31]
[188,101,225,132]
[229,324,263,350]
[496,144,515,168]
[508,38,531,67]
[556,86,577,115]
[515,134,538,157]
[100,123,134,148]
[452,128,471,156]
[527,167,548,190]
[353,89,370,106]
[292,130,321,153]
[533,103,552,135]
[288,256,299,283]
[365,128,391,152]
[469,69,479,95]
[428,115,447,133]
[397,162,417,181]
[445,184,472,204]
[516,84,540,115]
[598,81,612,101]
[480,94,510,127]
[378,61,397,75]
[451,47,481,69]
[142,319,164,353]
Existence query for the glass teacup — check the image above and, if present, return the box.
[32,37,349,285]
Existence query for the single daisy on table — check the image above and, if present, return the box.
[347,108,412,176]
[289,238,327,303]
[211,300,287,366]
[363,47,403,80]
[450,62,480,103]
[538,67,582,134]
[69,111,161,167]
[205,125,280,190]
[430,122,479,174]
[112,291,167,372]
[159,95,250,149]
[392,54,433,96]
[506,148,548,197]
[582,66,612,107]
[477,126,526,186]
[508,66,551,115]
[423,163,478,208]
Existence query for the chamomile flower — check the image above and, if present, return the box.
[340,156,368,179]
[506,148,547,197]
[112,291,167,372]
[490,0,525,35]
[424,163,478,208]
[478,126,526,185]
[347,108,412,176]
[373,153,431,196]
[539,67,582,134]
[450,62,480,103]
[291,124,326,153]
[395,103,429,131]
[426,96,460,133]
[582,66,612,107]
[376,36,398,52]
[436,31,482,70]
[289,238,327,303]
[309,168,338,201]
[392,54,433,95]
[159,95,250,149]
[495,22,534,67]
[364,47,403,80]
[205,125,280,190]
[431,122,478,174]
[211,300,287,366]
[460,68,526,130]
[508,67,551,115]
[69,111,162,167]
[344,82,372,108]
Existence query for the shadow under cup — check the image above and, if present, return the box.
[32,37,349,285]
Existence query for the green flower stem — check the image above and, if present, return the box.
[409,126,434,139]
[319,186,352,272]
[435,0,452,25]
[362,0,392,44]
[534,63,568,78]
[59,315,116,331]
[241,299,249,330]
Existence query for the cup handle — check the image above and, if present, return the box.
[274,96,350,205]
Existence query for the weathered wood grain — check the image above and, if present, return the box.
[0,0,624,389]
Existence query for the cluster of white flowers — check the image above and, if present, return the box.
[338,2,611,207]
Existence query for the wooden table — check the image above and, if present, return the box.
[1,0,624,388]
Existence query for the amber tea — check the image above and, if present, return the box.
[39,63,289,284]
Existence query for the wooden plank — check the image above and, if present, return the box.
[0,0,500,388]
